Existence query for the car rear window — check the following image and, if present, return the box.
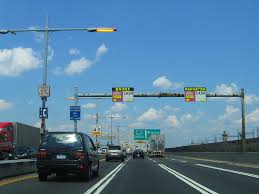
[108,146,121,150]
[41,133,82,148]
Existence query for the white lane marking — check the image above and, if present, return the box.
[94,163,126,194]
[196,164,259,179]
[171,158,176,161]
[159,164,218,194]
[84,163,124,194]
[153,160,157,163]
[179,160,187,163]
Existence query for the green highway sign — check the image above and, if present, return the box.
[134,129,160,140]
[134,129,146,140]
[146,129,160,139]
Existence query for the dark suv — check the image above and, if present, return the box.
[36,132,99,181]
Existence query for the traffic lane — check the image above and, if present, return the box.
[100,157,201,194]
[0,159,122,194]
[156,157,259,194]
[165,155,259,175]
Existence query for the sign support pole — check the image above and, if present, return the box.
[96,113,98,144]
[241,88,246,152]
[74,86,78,133]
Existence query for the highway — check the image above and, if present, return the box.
[1,156,259,194]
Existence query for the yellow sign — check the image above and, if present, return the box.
[135,140,145,144]
[91,131,102,136]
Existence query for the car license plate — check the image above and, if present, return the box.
[111,153,117,156]
[56,154,66,159]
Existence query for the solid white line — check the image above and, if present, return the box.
[84,163,124,194]
[196,164,259,179]
[159,164,218,194]
[94,163,126,194]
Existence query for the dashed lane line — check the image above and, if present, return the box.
[196,164,259,179]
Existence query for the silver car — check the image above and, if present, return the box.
[106,145,125,162]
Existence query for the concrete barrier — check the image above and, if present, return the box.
[0,159,37,180]
[166,152,259,165]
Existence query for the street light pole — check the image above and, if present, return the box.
[41,16,49,136]
[1,21,116,137]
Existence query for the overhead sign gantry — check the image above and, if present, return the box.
[69,87,246,152]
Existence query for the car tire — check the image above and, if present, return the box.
[121,157,125,162]
[82,163,92,181]
[93,161,99,177]
[106,158,109,162]
[38,174,47,182]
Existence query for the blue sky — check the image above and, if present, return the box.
[0,0,259,147]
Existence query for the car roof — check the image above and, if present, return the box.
[46,131,89,137]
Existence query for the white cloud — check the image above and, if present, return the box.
[210,83,240,102]
[247,108,259,124]
[0,47,40,76]
[153,76,184,90]
[64,57,93,75]
[48,123,74,132]
[96,43,108,58]
[69,48,80,55]
[245,94,259,105]
[214,83,238,94]
[0,99,14,111]
[219,105,240,120]
[82,103,97,109]
[137,108,162,122]
[48,46,54,61]
[103,111,127,121]
[166,115,180,127]
[110,103,127,112]
[84,114,96,120]
[29,26,44,42]
[53,43,108,76]
[52,66,63,76]
[180,113,200,123]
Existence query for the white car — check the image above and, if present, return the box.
[101,147,107,154]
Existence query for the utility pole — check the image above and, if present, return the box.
[95,115,127,145]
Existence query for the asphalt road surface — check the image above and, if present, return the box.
[1,156,259,194]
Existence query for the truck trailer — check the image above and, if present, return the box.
[147,134,165,157]
[0,122,41,159]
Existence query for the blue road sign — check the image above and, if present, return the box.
[70,106,80,120]
[39,107,48,119]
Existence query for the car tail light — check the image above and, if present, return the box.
[76,150,86,159]
[37,149,48,159]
